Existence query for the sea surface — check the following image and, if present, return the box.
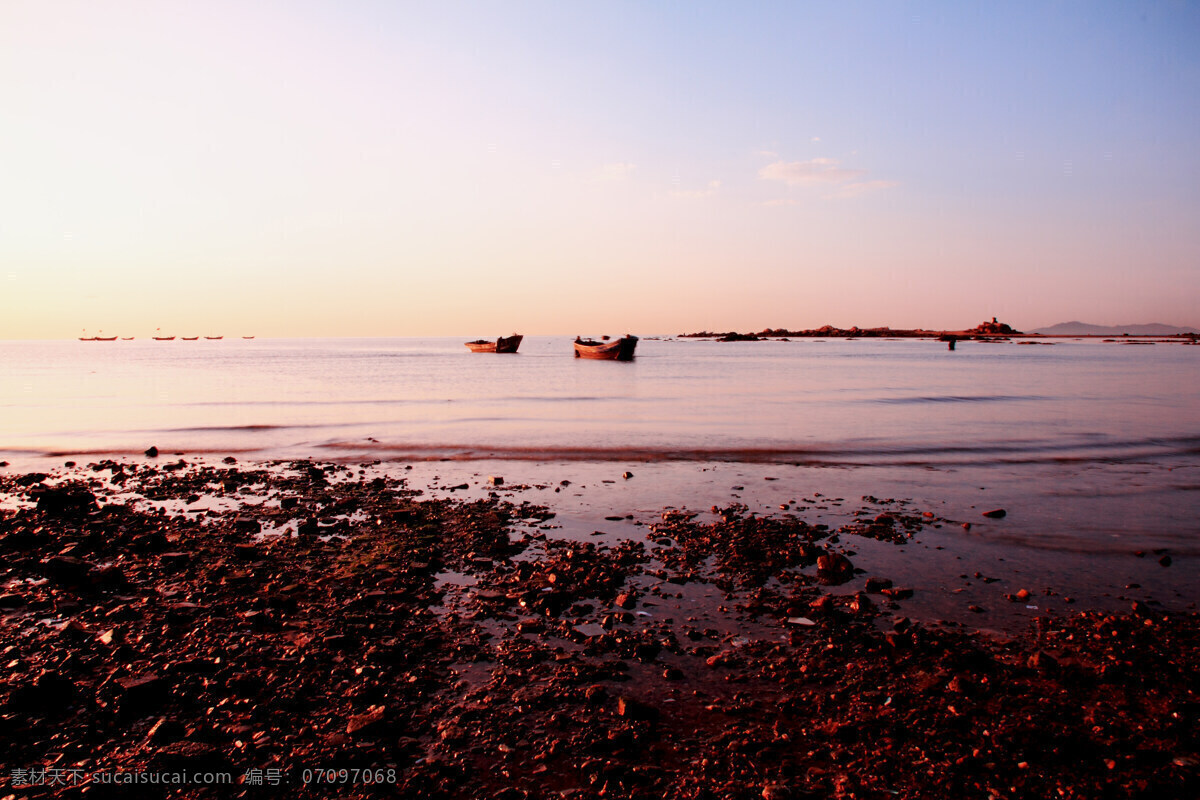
[3,335,1198,465]
[3,335,1198,619]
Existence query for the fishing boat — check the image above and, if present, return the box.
[573,335,638,361]
[181,336,199,341]
[121,337,134,341]
[93,335,118,341]
[465,334,523,353]
[205,336,223,340]
[152,328,175,341]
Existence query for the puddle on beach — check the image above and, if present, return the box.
[1,454,1196,632]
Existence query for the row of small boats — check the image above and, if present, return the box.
[465,334,638,361]
[80,331,255,341]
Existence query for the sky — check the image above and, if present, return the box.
[2,0,1199,338]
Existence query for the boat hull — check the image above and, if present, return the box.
[574,335,638,361]
[465,334,523,353]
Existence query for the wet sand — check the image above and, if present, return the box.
[1,458,1197,798]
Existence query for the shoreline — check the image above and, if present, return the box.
[2,458,1197,797]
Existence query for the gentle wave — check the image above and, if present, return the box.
[873,394,1048,405]
[309,435,1200,465]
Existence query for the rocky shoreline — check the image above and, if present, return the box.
[1,460,1197,798]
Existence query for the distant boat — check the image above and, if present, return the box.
[465,334,523,353]
[181,336,199,341]
[121,337,134,341]
[204,336,223,340]
[574,335,638,361]
[242,336,255,340]
[152,328,175,341]
[93,335,118,341]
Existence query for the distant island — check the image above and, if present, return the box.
[1031,321,1199,336]
[682,318,1200,341]
[681,318,1022,341]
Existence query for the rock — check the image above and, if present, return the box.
[487,475,504,486]
[7,672,76,712]
[234,516,261,534]
[762,785,792,800]
[40,555,94,586]
[145,716,187,743]
[614,592,636,609]
[346,705,386,736]
[35,486,98,517]
[849,593,873,614]
[145,446,159,458]
[116,674,168,714]
[1159,554,1172,567]
[616,695,658,722]
[864,577,893,593]
[1027,651,1058,673]
[622,472,634,479]
[982,508,1006,519]
[816,552,854,584]
[160,552,191,569]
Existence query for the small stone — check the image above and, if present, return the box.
[622,471,634,479]
[487,475,504,486]
[346,705,386,736]
[145,446,159,458]
[616,695,658,722]
[982,508,1006,518]
[233,516,261,534]
[864,577,893,593]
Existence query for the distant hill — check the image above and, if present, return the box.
[1033,321,1199,335]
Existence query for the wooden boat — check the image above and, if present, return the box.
[153,336,175,341]
[242,336,255,340]
[93,336,118,341]
[465,334,523,353]
[121,337,134,341]
[181,336,199,341]
[574,335,638,361]
[205,336,223,340]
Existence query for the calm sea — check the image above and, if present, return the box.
[2,336,1198,466]
[3,335,1198,618]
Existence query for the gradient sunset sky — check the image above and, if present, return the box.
[3,1,1198,338]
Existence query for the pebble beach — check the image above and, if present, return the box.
[1,455,1197,799]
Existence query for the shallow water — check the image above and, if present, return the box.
[2,335,1198,618]
[3,336,1198,464]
